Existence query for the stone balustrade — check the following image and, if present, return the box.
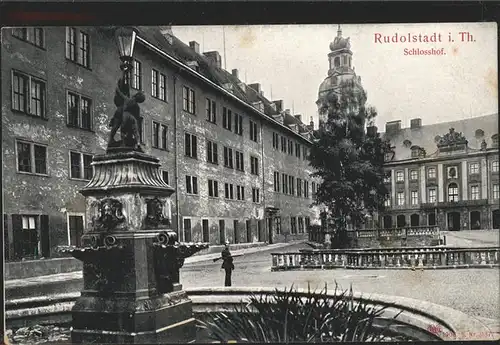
[272,247,500,270]
[346,226,440,239]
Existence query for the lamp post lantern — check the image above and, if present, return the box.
[115,26,137,71]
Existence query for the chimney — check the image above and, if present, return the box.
[367,125,378,136]
[294,114,302,123]
[232,69,239,79]
[385,120,401,135]
[410,118,422,129]
[189,41,200,54]
[203,51,222,69]
[272,100,283,113]
[285,109,291,116]
[309,116,314,130]
[248,83,261,94]
[159,26,173,44]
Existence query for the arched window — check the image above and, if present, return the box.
[348,56,352,68]
[448,183,459,202]
[334,57,340,67]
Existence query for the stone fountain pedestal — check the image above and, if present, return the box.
[61,149,208,344]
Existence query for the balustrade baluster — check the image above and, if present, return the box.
[418,254,424,267]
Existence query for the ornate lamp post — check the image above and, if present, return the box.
[59,27,208,344]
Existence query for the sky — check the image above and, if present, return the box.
[172,23,498,130]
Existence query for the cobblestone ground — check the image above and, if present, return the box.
[181,242,500,320]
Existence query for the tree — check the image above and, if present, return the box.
[309,80,391,248]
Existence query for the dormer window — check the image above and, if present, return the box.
[492,134,499,147]
[475,129,484,138]
[403,139,412,148]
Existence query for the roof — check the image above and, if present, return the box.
[382,114,499,162]
[134,26,313,143]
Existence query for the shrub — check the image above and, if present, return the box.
[197,283,405,343]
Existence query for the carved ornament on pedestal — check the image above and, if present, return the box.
[145,197,170,228]
[92,198,126,232]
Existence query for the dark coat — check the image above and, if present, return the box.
[221,248,234,270]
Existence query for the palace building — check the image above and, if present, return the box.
[315,26,499,232]
[2,26,320,262]
[380,115,499,231]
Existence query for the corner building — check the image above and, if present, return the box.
[2,26,319,262]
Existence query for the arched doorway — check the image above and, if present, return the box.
[383,215,392,229]
[410,214,420,227]
[396,215,406,228]
[447,212,460,231]
[470,211,481,230]
[492,210,500,230]
[428,213,436,226]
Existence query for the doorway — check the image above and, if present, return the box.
[383,215,392,229]
[246,220,252,243]
[470,211,481,230]
[396,215,406,228]
[428,213,436,226]
[410,214,420,227]
[493,210,500,229]
[219,220,225,244]
[266,217,273,244]
[202,219,209,243]
[447,212,460,231]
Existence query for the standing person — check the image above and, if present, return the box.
[221,240,234,287]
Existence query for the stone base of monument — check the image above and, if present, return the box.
[71,291,196,343]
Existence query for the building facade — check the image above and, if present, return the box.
[379,116,499,231]
[2,26,320,262]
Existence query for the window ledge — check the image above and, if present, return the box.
[69,177,91,182]
[18,171,50,177]
[185,193,199,197]
[152,147,169,152]
[65,58,92,71]
[11,110,48,121]
[66,124,94,133]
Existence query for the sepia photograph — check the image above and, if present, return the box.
[2,19,499,344]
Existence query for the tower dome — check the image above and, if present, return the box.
[329,25,352,52]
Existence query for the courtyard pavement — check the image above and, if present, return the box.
[442,229,499,247]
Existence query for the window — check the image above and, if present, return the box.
[384,196,391,207]
[411,148,420,158]
[67,92,92,130]
[282,173,288,194]
[492,161,499,173]
[12,71,46,118]
[304,181,309,198]
[410,170,418,181]
[274,172,280,192]
[235,151,244,171]
[66,27,90,68]
[303,147,308,160]
[12,28,44,48]
[296,178,302,197]
[208,179,219,197]
[396,171,404,182]
[224,147,234,169]
[184,133,197,158]
[152,121,168,150]
[234,220,239,244]
[17,140,47,175]
[448,183,459,202]
[397,192,404,206]
[70,151,93,180]
[219,220,226,244]
[225,183,234,200]
[252,188,260,203]
[411,191,419,205]
[131,59,142,90]
[182,86,195,114]
[202,219,209,243]
[249,120,258,142]
[250,156,259,175]
[206,140,218,164]
[469,162,479,175]
[206,98,216,123]
[162,171,169,184]
[298,217,305,233]
[493,184,499,199]
[470,185,480,200]
[312,182,316,195]
[275,217,282,235]
[427,167,436,179]
[305,217,311,232]
[234,113,243,135]
[428,188,436,203]
[185,175,198,194]
[152,69,167,101]
[295,143,301,158]
[183,219,192,242]
[384,172,391,184]
[236,186,245,201]
[68,214,84,247]
[223,107,232,130]
[289,176,295,196]
[290,217,297,234]
[288,140,293,155]
[12,215,45,259]
[281,137,287,152]
[272,133,279,150]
